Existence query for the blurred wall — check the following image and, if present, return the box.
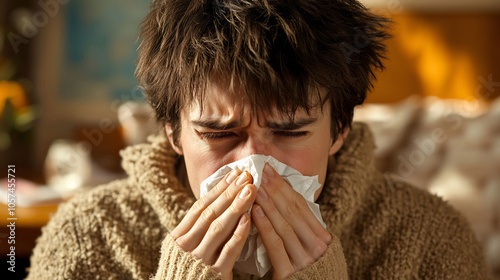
[32,1,149,172]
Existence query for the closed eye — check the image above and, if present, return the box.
[273,130,309,138]
[199,131,237,141]
[198,130,308,142]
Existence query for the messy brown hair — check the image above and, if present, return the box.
[136,0,390,145]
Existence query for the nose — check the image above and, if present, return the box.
[239,135,272,158]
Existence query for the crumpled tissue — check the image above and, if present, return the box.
[199,154,326,277]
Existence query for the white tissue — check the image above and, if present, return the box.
[199,155,326,277]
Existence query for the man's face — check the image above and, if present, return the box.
[166,81,347,199]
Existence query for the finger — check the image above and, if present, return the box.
[172,170,241,239]
[252,205,294,279]
[262,164,331,257]
[179,171,253,251]
[274,189,331,257]
[193,184,257,263]
[207,171,254,220]
[278,189,331,255]
[255,188,313,269]
[212,213,251,276]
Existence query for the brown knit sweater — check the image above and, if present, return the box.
[27,123,489,279]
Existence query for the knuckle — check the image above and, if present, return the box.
[271,235,285,251]
[223,187,234,201]
[175,235,189,250]
[286,202,300,217]
[213,181,228,196]
[228,200,244,214]
[293,192,308,211]
[215,175,231,191]
[259,219,275,235]
[192,199,205,214]
[170,228,180,240]
[303,256,314,267]
[227,226,247,250]
[208,219,224,236]
[285,193,307,217]
[313,239,328,259]
[211,183,224,198]
[322,231,333,245]
[201,206,217,222]
[295,255,314,269]
[221,240,235,256]
[220,242,234,262]
[213,183,222,194]
[264,184,278,196]
[232,229,245,243]
[265,202,278,216]
[280,220,294,236]
[211,264,228,279]
[264,181,283,196]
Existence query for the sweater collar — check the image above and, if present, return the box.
[120,131,195,231]
[120,122,377,234]
[318,122,378,236]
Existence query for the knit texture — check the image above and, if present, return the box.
[26,122,489,279]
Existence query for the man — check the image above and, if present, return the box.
[28,0,489,279]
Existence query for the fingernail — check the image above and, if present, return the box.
[226,171,238,184]
[239,186,250,199]
[257,188,267,200]
[263,164,274,181]
[239,214,248,226]
[254,205,265,217]
[236,171,248,186]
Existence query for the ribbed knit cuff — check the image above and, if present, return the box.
[285,234,348,280]
[153,234,222,280]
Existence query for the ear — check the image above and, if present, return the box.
[328,127,350,156]
[165,123,183,155]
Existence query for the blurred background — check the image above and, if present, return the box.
[0,0,499,278]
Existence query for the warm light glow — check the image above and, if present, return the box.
[0,81,28,115]
[398,22,477,101]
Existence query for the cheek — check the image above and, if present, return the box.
[276,136,332,185]
[280,147,328,177]
[183,150,216,196]
[182,142,235,199]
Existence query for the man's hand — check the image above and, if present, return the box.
[171,170,257,280]
[252,164,332,280]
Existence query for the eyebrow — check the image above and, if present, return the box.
[266,117,318,130]
[191,116,318,131]
[191,119,242,130]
